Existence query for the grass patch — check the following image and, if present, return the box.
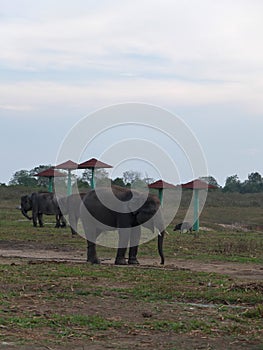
[1,187,263,347]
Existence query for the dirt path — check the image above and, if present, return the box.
[0,246,262,280]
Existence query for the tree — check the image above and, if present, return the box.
[9,165,58,188]
[9,170,37,187]
[30,165,53,187]
[241,172,263,193]
[96,168,110,187]
[79,168,110,188]
[199,176,219,188]
[111,177,126,187]
[123,170,142,186]
[223,175,241,192]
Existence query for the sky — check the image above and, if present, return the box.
[1,0,263,186]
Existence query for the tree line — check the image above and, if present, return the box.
[4,166,263,194]
[6,166,154,190]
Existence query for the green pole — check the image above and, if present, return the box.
[91,168,96,189]
[193,189,199,231]
[67,170,72,196]
[158,188,164,206]
[48,177,53,192]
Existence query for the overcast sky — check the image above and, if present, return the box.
[1,0,263,186]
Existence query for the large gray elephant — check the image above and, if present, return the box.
[80,186,166,265]
[20,192,66,228]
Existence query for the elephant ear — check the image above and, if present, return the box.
[27,194,33,207]
[136,205,155,232]
[127,191,146,214]
[129,193,157,232]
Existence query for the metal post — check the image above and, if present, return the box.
[193,189,199,231]
[67,170,72,196]
[91,168,96,189]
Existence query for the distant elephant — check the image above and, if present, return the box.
[80,186,166,265]
[20,192,66,228]
[58,193,87,236]
[173,222,193,233]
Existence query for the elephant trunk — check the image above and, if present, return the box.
[21,209,32,220]
[158,231,165,265]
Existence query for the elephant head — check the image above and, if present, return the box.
[20,195,32,220]
[129,192,165,264]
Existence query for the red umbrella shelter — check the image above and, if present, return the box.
[78,158,112,189]
[35,168,66,193]
[148,179,176,204]
[181,179,217,231]
[55,160,78,195]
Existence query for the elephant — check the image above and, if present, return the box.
[20,192,66,228]
[58,193,87,236]
[173,222,193,233]
[80,186,166,265]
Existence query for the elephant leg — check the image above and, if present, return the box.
[60,215,67,228]
[87,241,100,264]
[128,226,141,265]
[69,213,78,236]
[55,214,60,228]
[38,213,43,227]
[31,209,38,227]
[115,228,130,265]
[115,247,127,265]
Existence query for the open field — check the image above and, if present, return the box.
[0,186,262,349]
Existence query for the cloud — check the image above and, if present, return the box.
[1,77,262,118]
[0,104,33,111]
[0,1,263,116]
[1,0,263,79]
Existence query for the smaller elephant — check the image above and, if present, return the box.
[173,222,193,233]
[21,192,66,228]
[58,193,87,236]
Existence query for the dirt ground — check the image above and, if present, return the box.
[0,242,262,280]
[0,241,262,350]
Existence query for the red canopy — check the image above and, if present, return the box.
[78,158,112,169]
[55,160,78,170]
[148,179,176,189]
[35,168,66,178]
[181,179,217,190]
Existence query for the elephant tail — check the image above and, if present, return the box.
[158,231,165,265]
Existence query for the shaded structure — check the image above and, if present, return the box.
[78,158,113,189]
[148,179,176,205]
[181,179,217,231]
[55,160,78,195]
[34,168,66,193]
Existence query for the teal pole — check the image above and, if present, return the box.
[158,188,164,206]
[193,189,200,231]
[91,168,96,189]
[67,170,72,196]
[48,177,53,192]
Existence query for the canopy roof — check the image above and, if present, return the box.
[181,179,217,189]
[148,179,176,189]
[35,168,66,178]
[55,160,78,170]
[78,158,113,169]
